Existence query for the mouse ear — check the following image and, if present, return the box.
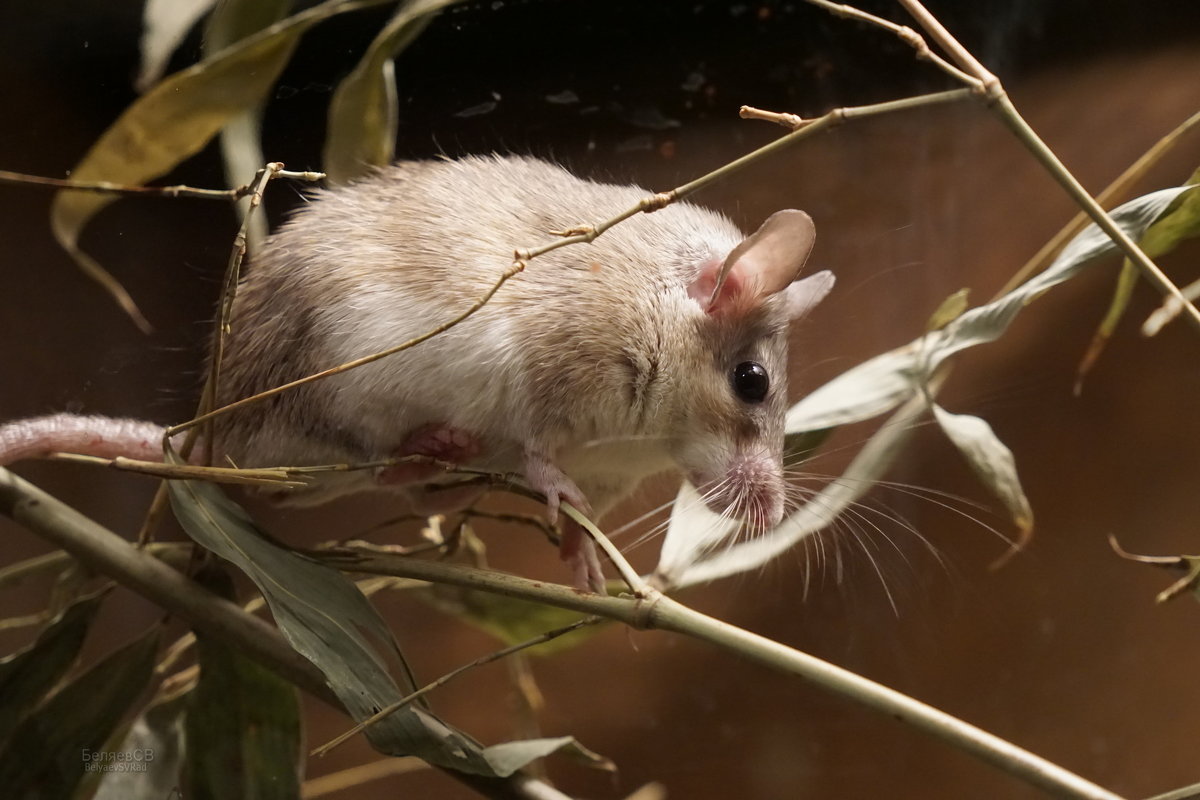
[783,270,835,320]
[700,209,817,315]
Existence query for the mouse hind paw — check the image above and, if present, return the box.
[376,422,483,486]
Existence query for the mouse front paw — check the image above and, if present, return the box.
[523,450,605,593]
[522,449,591,524]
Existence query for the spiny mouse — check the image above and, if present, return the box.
[0,155,835,591]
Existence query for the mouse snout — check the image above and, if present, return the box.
[687,449,785,531]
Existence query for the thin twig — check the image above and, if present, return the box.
[802,0,982,88]
[648,592,1125,800]
[209,162,287,451]
[0,542,188,592]
[517,89,972,268]
[1,170,234,199]
[136,163,324,544]
[995,109,1200,299]
[302,758,429,798]
[893,0,998,88]
[891,0,1200,333]
[0,610,53,631]
[740,88,970,132]
[462,509,561,544]
[312,617,598,757]
[153,574,415,679]
[47,452,307,487]
[315,545,1124,798]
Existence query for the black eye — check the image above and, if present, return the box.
[731,361,769,403]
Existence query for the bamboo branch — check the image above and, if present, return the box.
[0,467,562,800]
[316,546,1122,799]
[1,465,1125,798]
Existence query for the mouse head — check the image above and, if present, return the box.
[671,210,833,531]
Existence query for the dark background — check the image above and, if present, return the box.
[2,1,1200,798]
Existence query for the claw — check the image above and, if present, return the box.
[524,449,602,592]
[561,519,607,594]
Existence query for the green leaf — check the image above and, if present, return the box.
[0,627,159,798]
[931,404,1033,559]
[1138,166,1200,259]
[323,0,461,184]
[164,461,497,775]
[1077,166,1200,390]
[1074,259,1138,395]
[137,0,219,91]
[184,629,302,799]
[415,586,605,657]
[0,591,105,745]
[783,427,832,465]
[926,288,970,332]
[49,0,384,331]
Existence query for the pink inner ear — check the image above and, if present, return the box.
[698,209,817,316]
[688,257,747,313]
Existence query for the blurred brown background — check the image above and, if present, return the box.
[2,1,1199,798]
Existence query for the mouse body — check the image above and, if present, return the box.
[1,155,834,590]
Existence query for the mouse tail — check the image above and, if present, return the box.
[0,413,166,465]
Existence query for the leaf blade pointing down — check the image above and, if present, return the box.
[50,0,385,330]
[324,0,464,184]
[931,404,1033,562]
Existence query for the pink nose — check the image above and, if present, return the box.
[693,456,785,530]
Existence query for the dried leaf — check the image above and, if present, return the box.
[0,591,105,745]
[203,0,295,248]
[668,186,1194,586]
[50,0,379,331]
[931,404,1033,562]
[1138,166,1200,257]
[1138,165,1200,335]
[783,427,832,465]
[787,184,1196,435]
[323,0,461,184]
[784,345,923,433]
[0,627,159,797]
[137,0,218,91]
